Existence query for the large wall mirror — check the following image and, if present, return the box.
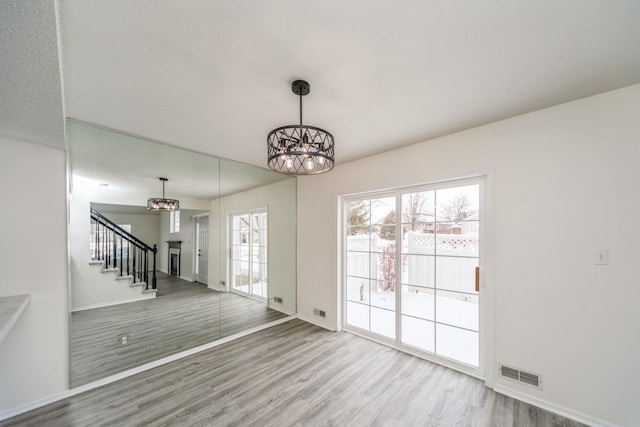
[67,120,296,387]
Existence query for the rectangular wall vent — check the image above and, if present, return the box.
[499,364,541,388]
[501,365,519,381]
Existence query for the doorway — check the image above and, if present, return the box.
[195,215,209,285]
[230,208,268,300]
[343,178,484,373]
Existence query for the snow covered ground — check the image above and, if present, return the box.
[347,290,479,366]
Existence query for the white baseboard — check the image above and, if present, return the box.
[71,294,155,312]
[0,315,297,422]
[493,383,617,427]
[296,313,337,331]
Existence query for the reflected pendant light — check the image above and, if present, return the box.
[267,80,335,175]
[147,177,180,211]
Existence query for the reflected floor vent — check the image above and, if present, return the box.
[499,364,541,388]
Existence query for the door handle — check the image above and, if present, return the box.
[475,266,480,292]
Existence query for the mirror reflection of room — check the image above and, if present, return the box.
[67,120,296,387]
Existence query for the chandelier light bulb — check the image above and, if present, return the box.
[304,157,315,170]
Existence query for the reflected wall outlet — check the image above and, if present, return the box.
[274,297,283,303]
[117,333,131,347]
[313,308,326,318]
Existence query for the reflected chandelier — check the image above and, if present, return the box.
[267,80,335,175]
[147,177,180,211]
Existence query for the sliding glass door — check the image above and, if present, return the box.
[344,179,482,370]
[230,209,268,300]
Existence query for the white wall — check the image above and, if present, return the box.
[157,209,208,280]
[297,84,640,427]
[0,138,68,413]
[69,197,157,309]
[101,211,160,250]
[216,178,297,314]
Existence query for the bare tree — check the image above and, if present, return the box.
[378,242,397,292]
[377,241,407,292]
[439,193,472,221]
[403,192,430,231]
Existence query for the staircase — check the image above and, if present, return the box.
[90,208,158,296]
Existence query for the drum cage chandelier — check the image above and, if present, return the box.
[267,80,335,175]
[147,177,180,211]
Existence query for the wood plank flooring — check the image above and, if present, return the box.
[71,272,287,387]
[5,319,587,427]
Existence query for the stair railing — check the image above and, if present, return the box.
[90,208,157,290]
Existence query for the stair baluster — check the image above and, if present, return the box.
[90,208,157,291]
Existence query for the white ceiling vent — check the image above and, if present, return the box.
[499,364,542,389]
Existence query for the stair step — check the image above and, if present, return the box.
[130,281,146,288]
[116,275,134,281]
[102,268,119,273]
[89,260,104,266]
[143,288,157,294]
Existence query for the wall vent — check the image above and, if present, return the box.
[499,364,541,389]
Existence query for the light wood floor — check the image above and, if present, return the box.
[5,319,586,427]
[71,272,287,387]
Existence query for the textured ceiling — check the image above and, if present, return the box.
[68,120,288,201]
[55,1,640,167]
[0,0,65,149]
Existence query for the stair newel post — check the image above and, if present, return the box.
[132,243,137,283]
[126,238,130,277]
[152,244,157,290]
[103,223,107,264]
[143,249,148,290]
[119,232,123,276]
[112,229,117,269]
[103,224,107,265]
[106,229,109,267]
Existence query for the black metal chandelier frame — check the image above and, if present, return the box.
[147,177,180,211]
[267,80,335,175]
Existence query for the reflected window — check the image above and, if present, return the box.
[170,210,180,233]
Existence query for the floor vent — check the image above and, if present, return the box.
[499,364,541,388]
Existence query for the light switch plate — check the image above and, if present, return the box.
[593,249,609,265]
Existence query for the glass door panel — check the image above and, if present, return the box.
[231,214,250,294]
[344,196,396,339]
[435,323,479,367]
[401,316,435,352]
[230,209,268,299]
[251,211,268,299]
[433,184,479,366]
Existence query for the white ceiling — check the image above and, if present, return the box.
[0,0,65,149]
[68,120,288,200]
[3,1,640,169]
[56,1,640,167]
